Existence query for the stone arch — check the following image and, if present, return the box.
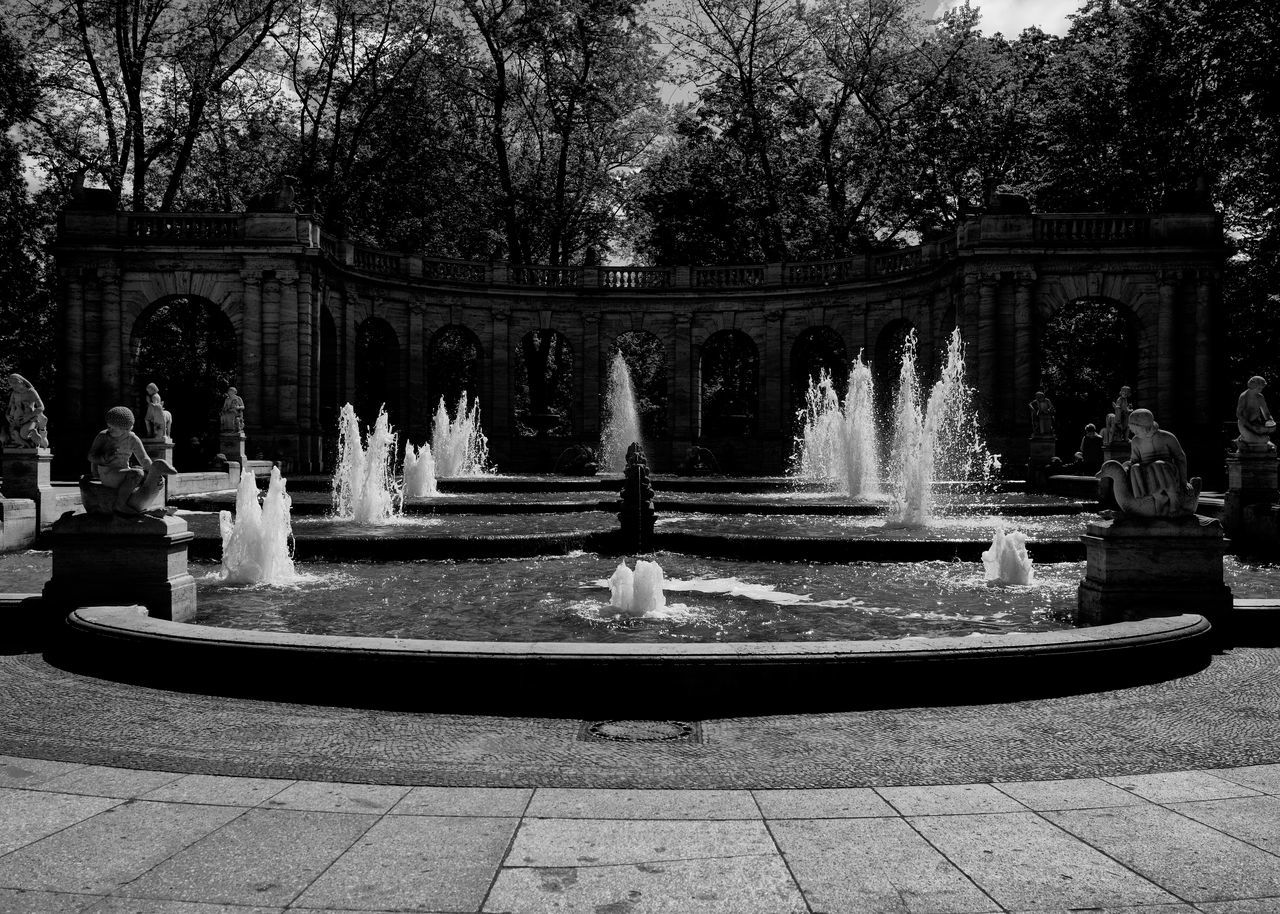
[354,316,399,427]
[129,294,237,467]
[699,329,759,438]
[873,318,916,418]
[427,324,485,422]
[606,330,668,439]
[789,327,849,428]
[515,328,575,437]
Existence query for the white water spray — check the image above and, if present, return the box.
[403,442,437,497]
[333,403,401,524]
[792,355,880,497]
[982,525,1035,585]
[431,394,490,477]
[608,558,667,617]
[218,466,297,584]
[600,353,643,473]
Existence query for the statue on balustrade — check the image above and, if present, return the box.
[144,383,173,440]
[4,373,49,449]
[1235,376,1276,453]
[220,387,245,432]
[1029,391,1056,437]
[84,406,175,516]
[1097,408,1201,518]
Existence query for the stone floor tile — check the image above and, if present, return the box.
[1196,900,1280,913]
[877,783,1027,816]
[0,756,86,790]
[293,814,516,912]
[1004,906,1196,914]
[0,787,121,856]
[82,899,282,913]
[0,801,243,895]
[910,811,1176,910]
[1170,795,1280,855]
[34,766,186,800]
[753,787,897,819]
[259,780,409,814]
[116,808,373,907]
[507,818,776,868]
[1210,765,1280,795]
[390,786,532,817]
[1045,805,1280,902]
[484,855,805,914]
[0,887,101,913]
[770,816,999,913]
[524,788,759,820]
[995,777,1153,811]
[1102,771,1261,804]
[141,774,295,807]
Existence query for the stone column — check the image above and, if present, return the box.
[296,268,316,470]
[58,266,86,453]
[671,313,694,442]
[276,271,300,460]
[762,310,784,440]
[1156,273,1178,423]
[99,269,123,415]
[582,312,601,441]
[1013,270,1037,438]
[1194,276,1213,421]
[490,308,511,439]
[408,307,426,441]
[961,272,980,388]
[977,273,999,411]
[261,275,281,436]
[239,271,263,442]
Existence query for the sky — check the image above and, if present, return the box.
[927,0,1080,36]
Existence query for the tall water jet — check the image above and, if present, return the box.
[431,393,490,477]
[887,332,932,525]
[333,403,401,524]
[218,466,297,584]
[403,442,437,497]
[792,356,880,497]
[600,353,643,473]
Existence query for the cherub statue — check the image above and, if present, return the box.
[4,373,48,448]
[144,382,172,439]
[1029,391,1055,437]
[220,387,245,432]
[1097,408,1201,518]
[85,406,175,515]
[1112,385,1133,440]
[1235,375,1276,452]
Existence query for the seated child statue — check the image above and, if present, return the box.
[85,406,175,515]
[1109,408,1200,517]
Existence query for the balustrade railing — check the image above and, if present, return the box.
[352,245,402,274]
[509,266,584,287]
[870,248,922,276]
[693,265,766,288]
[784,258,862,285]
[423,258,487,284]
[599,266,674,289]
[126,214,242,242]
[1034,216,1151,243]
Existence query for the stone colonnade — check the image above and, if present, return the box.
[53,209,1224,476]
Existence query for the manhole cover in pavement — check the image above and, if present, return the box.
[580,720,701,743]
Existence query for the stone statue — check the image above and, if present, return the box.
[1235,376,1276,452]
[84,407,175,515]
[220,387,245,432]
[1097,408,1201,517]
[4,373,49,449]
[1111,385,1133,440]
[1029,391,1055,437]
[144,383,172,439]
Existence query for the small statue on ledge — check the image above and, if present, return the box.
[1029,391,1055,437]
[220,387,245,433]
[1111,385,1133,440]
[84,406,175,516]
[1097,408,1201,518]
[144,382,172,439]
[4,373,49,449]
[1235,375,1276,453]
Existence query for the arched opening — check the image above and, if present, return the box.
[427,325,484,418]
[354,317,399,426]
[790,327,848,428]
[699,330,759,437]
[873,319,916,420]
[1040,298,1139,448]
[130,295,237,468]
[607,331,668,439]
[515,329,575,437]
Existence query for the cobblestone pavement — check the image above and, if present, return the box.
[2,644,1280,789]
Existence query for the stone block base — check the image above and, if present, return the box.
[219,433,247,463]
[1,448,61,526]
[1223,453,1279,556]
[1077,514,1232,626]
[142,437,175,465]
[0,498,38,551]
[41,512,197,622]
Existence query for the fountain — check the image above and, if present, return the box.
[403,442,437,497]
[792,356,880,497]
[608,558,667,617]
[218,466,297,585]
[333,403,400,524]
[600,354,643,473]
[432,394,490,477]
[981,525,1034,585]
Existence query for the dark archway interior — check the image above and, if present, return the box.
[354,317,399,428]
[873,319,916,420]
[700,330,759,437]
[608,331,668,439]
[790,327,849,429]
[428,325,484,420]
[515,329,574,437]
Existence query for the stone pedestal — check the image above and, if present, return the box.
[1077,515,1232,626]
[1223,449,1279,554]
[1025,436,1057,487]
[142,436,174,465]
[220,431,247,463]
[1,447,57,526]
[42,512,197,622]
[1103,442,1129,463]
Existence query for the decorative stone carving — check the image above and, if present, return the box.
[220,388,245,433]
[1235,376,1276,453]
[618,442,656,551]
[84,406,176,515]
[4,374,49,449]
[1098,409,1201,518]
[143,383,172,440]
[1103,385,1133,445]
[1029,391,1055,437]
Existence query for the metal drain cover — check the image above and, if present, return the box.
[581,720,701,743]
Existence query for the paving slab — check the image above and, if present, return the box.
[524,788,759,820]
[1210,765,1280,795]
[994,777,1152,811]
[82,899,283,913]
[1169,795,1280,855]
[769,816,1000,913]
[0,756,85,790]
[1005,906,1196,914]
[116,808,373,907]
[484,855,806,914]
[910,811,1176,910]
[259,780,410,814]
[1196,901,1280,913]
[877,783,1027,816]
[1045,805,1280,902]
[141,774,295,807]
[293,814,517,912]
[390,786,532,817]
[753,787,897,819]
[1102,770,1262,804]
[0,801,243,895]
[34,766,186,799]
[506,818,776,867]
[0,787,121,856]
[0,887,100,913]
